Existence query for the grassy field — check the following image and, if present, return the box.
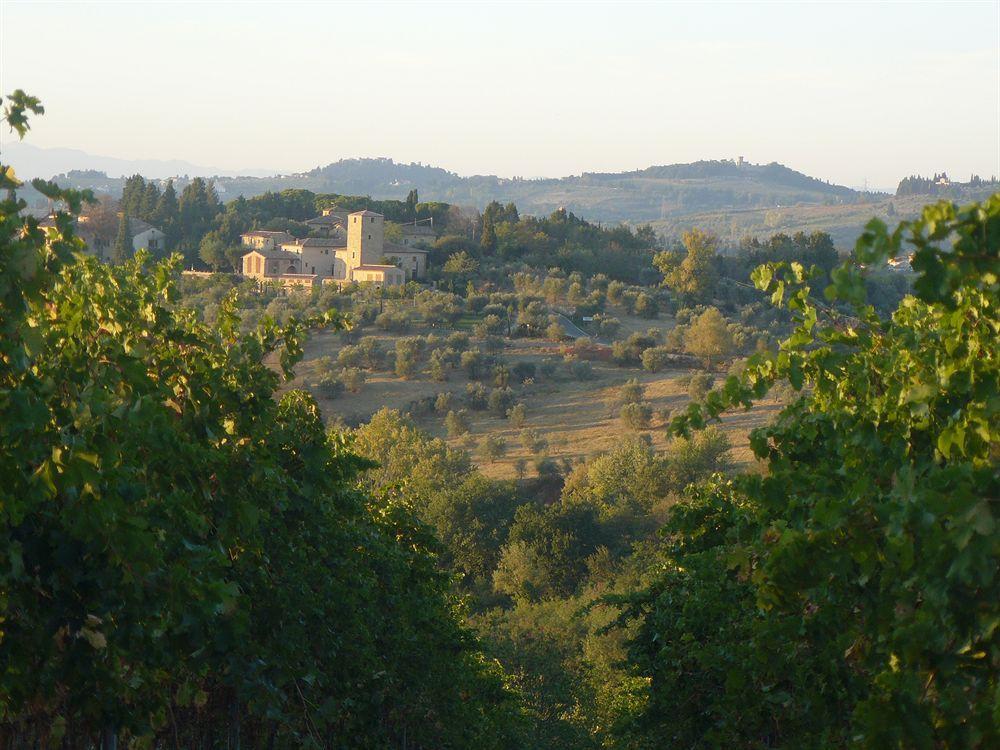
[650,196,934,249]
[286,306,783,479]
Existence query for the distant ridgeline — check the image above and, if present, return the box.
[300,158,874,221]
[29,159,998,254]
[895,172,1000,198]
[31,157,883,224]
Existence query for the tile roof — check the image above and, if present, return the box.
[242,248,300,260]
[128,218,157,235]
[242,230,293,238]
[283,238,346,248]
[384,241,428,254]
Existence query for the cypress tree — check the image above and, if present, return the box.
[480,214,497,254]
[111,211,132,264]
[120,175,146,217]
[155,180,180,253]
[140,181,161,221]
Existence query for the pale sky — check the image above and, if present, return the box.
[2,0,998,190]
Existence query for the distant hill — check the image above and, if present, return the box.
[23,150,999,247]
[10,147,872,221]
[3,142,276,180]
[290,158,867,223]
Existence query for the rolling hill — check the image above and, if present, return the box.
[20,149,997,247]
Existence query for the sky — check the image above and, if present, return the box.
[1,0,998,191]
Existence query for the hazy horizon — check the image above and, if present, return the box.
[2,0,998,191]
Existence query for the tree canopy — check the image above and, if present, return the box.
[0,91,524,748]
[616,197,1000,748]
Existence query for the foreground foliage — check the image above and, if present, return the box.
[616,196,1000,747]
[0,93,521,748]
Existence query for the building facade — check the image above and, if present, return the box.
[129,219,165,254]
[240,230,296,252]
[241,209,426,288]
[400,223,436,248]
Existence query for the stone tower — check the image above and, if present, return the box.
[347,210,384,271]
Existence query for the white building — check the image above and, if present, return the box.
[241,209,426,288]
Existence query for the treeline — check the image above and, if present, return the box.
[108,178,462,270]
[318,189,452,227]
[119,174,219,259]
[896,172,1000,196]
[95,176,665,282]
[436,201,660,282]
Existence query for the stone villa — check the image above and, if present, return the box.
[240,210,428,288]
[241,230,295,252]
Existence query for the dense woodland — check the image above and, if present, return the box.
[896,173,1000,198]
[2,90,998,750]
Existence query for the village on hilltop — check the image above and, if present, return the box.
[239,208,430,288]
[39,202,436,288]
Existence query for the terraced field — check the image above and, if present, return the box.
[287,307,784,479]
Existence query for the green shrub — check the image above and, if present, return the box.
[446,331,470,353]
[340,367,366,393]
[520,428,547,455]
[620,402,652,430]
[429,348,450,382]
[539,359,558,379]
[375,309,411,333]
[571,360,596,381]
[474,314,505,338]
[688,371,715,401]
[507,403,527,427]
[395,337,424,379]
[445,409,471,437]
[618,378,644,405]
[641,346,673,373]
[489,387,516,417]
[534,458,561,478]
[465,382,489,410]
[510,361,536,383]
[434,391,454,414]
[317,373,345,399]
[479,434,507,463]
[461,350,485,379]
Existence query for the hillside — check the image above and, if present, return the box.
[294,157,870,223]
[29,153,998,248]
[26,152,875,219]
